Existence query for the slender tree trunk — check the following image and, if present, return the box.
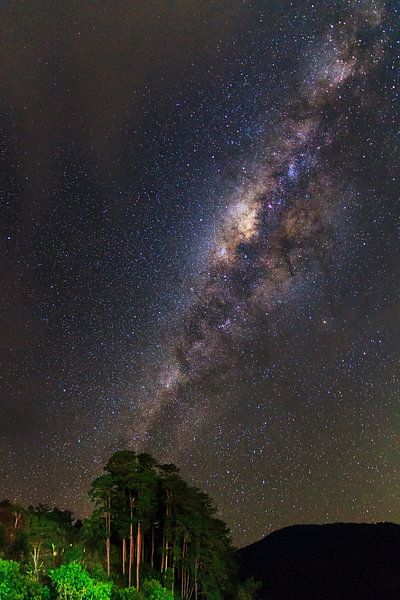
[129,524,134,587]
[165,539,169,571]
[188,582,195,600]
[162,488,171,574]
[171,526,178,593]
[161,532,166,572]
[122,538,127,576]
[13,512,22,529]
[104,490,112,578]
[30,544,42,582]
[104,506,111,577]
[186,573,190,599]
[151,526,155,568]
[128,494,136,587]
[136,521,142,590]
[194,558,198,600]
[106,536,111,577]
[181,538,186,598]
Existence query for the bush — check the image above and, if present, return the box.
[142,579,174,600]
[116,588,143,600]
[0,559,25,600]
[115,580,174,600]
[49,561,113,599]
[24,579,50,600]
[0,559,49,600]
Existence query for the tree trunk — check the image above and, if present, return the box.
[165,539,169,571]
[171,527,178,593]
[161,532,165,572]
[13,512,22,529]
[122,538,127,576]
[151,526,155,568]
[162,488,171,574]
[181,538,186,598]
[136,521,142,590]
[104,495,111,578]
[106,536,111,577]
[194,558,199,600]
[129,524,134,587]
[30,544,41,582]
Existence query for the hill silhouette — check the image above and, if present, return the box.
[238,522,400,600]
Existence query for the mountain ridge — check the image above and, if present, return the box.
[238,521,400,600]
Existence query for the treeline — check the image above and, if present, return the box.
[0,451,258,600]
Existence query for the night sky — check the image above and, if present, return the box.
[0,0,399,547]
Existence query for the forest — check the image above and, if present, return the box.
[0,451,258,600]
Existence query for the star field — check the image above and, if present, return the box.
[0,0,399,546]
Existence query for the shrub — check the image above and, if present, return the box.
[116,588,143,600]
[49,561,113,599]
[0,559,25,600]
[141,579,174,600]
[0,559,49,600]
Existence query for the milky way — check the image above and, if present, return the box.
[137,0,387,447]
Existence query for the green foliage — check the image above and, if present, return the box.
[0,559,25,600]
[141,579,174,600]
[115,580,174,600]
[116,588,143,600]
[237,578,262,600]
[89,563,109,583]
[139,564,161,584]
[64,543,85,563]
[0,559,49,600]
[49,561,113,599]
[24,579,51,600]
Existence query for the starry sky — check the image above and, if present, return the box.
[0,0,399,547]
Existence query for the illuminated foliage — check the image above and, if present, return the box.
[49,561,112,600]
[0,559,49,600]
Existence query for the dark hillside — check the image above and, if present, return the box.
[238,522,400,600]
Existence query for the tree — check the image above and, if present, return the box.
[89,474,116,577]
[102,451,158,589]
[25,511,67,581]
[85,451,237,599]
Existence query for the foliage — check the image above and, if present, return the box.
[64,543,85,563]
[23,578,51,600]
[0,559,25,600]
[115,580,174,600]
[49,561,113,599]
[141,579,174,600]
[0,559,49,600]
[236,578,261,600]
[116,588,143,600]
